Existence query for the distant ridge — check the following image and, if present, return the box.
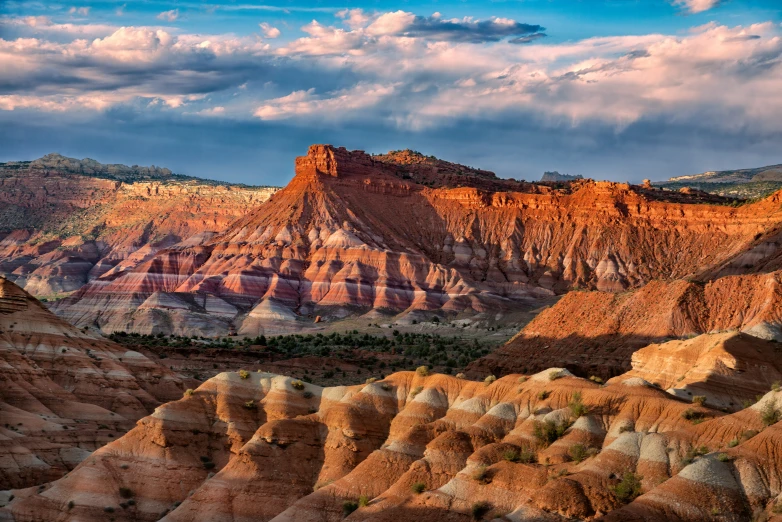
[540,170,583,182]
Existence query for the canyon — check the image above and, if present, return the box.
[33,145,782,339]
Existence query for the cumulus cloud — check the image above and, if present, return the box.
[157,9,179,22]
[260,22,281,38]
[672,0,720,14]
[0,11,781,144]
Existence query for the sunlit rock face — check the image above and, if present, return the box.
[49,145,782,336]
[5,364,782,522]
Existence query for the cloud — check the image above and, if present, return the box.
[254,84,395,120]
[672,0,720,14]
[260,22,280,38]
[157,9,179,22]
[68,6,90,16]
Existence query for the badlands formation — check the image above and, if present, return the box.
[0,277,187,490]
[4,362,782,521]
[0,154,277,297]
[42,145,782,337]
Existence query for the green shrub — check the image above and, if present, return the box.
[343,500,358,515]
[243,400,256,409]
[537,390,550,400]
[533,419,572,448]
[760,400,780,426]
[291,380,305,390]
[518,376,528,384]
[484,375,497,386]
[568,443,589,463]
[455,373,466,379]
[589,375,604,384]
[410,386,423,397]
[568,392,588,418]
[358,495,370,507]
[503,446,536,464]
[184,389,194,397]
[411,482,426,494]
[611,472,643,503]
[681,408,705,423]
[727,439,739,448]
[238,369,249,379]
[416,366,430,377]
[471,501,491,520]
[717,453,730,462]
[380,383,392,391]
[549,370,564,381]
[692,395,707,406]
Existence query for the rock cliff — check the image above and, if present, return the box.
[0,155,278,297]
[50,145,782,336]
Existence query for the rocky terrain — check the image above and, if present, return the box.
[540,172,583,182]
[468,270,782,378]
[0,277,188,490]
[4,354,782,521]
[45,145,782,337]
[0,154,277,298]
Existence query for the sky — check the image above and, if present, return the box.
[1,0,781,186]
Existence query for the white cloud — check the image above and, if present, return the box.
[68,6,90,16]
[157,9,179,22]
[254,84,395,120]
[260,22,281,38]
[672,0,720,14]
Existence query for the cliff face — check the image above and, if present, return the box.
[5,364,782,521]
[0,277,187,489]
[0,155,278,297]
[49,145,782,336]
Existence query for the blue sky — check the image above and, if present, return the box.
[1,0,781,185]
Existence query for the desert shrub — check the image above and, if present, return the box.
[380,382,392,391]
[533,419,572,448]
[184,389,194,397]
[681,408,705,423]
[549,370,564,381]
[118,487,133,499]
[589,375,604,384]
[291,380,305,390]
[455,373,466,379]
[411,482,426,494]
[484,375,497,386]
[365,377,378,384]
[472,465,489,484]
[410,386,423,398]
[568,443,589,463]
[358,495,370,507]
[568,392,588,418]
[416,366,430,377]
[518,376,528,384]
[537,390,551,400]
[303,391,313,399]
[681,445,709,466]
[243,400,256,409]
[717,453,730,462]
[692,395,707,406]
[611,472,643,503]
[727,439,739,448]
[740,429,759,442]
[760,400,781,426]
[618,425,633,434]
[67,501,74,510]
[471,501,491,520]
[773,381,781,392]
[238,370,249,379]
[203,461,215,470]
[343,500,358,516]
[104,506,115,513]
[503,446,536,464]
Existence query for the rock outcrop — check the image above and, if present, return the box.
[469,271,782,378]
[0,277,187,489]
[49,145,782,336]
[4,365,782,521]
[0,154,277,297]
